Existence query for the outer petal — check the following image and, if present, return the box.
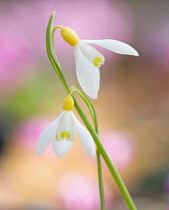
[78,41,105,67]
[36,111,65,155]
[52,140,73,158]
[81,39,139,56]
[71,112,96,157]
[73,44,100,99]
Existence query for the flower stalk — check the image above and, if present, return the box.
[69,86,105,209]
[46,12,137,210]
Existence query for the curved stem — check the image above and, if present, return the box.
[46,12,137,210]
[70,86,105,210]
[70,86,97,130]
[74,100,137,210]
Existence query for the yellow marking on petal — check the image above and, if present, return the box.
[61,27,79,46]
[56,133,75,141]
[63,95,74,111]
[93,57,103,67]
[60,131,71,139]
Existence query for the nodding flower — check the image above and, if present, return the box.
[36,95,96,157]
[56,26,139,99]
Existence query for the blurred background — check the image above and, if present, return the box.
[0,0,169,209]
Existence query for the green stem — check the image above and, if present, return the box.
[97,150,105,210]
[70,86,105,210]
[74,100,137,210]
[70,86,97,129]
[46,12,137,210]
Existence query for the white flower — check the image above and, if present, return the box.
[60,27,139,99]
[36,95,95,158]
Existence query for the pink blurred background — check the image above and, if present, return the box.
[0,0,169,209]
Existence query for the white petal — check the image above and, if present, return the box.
[73,44,100,99]
[71,112,96,157]
[78,41,105,67]
[56,111,76,141]
[52,140,73,157]
[81,39,139,56]
[36,111,65,156]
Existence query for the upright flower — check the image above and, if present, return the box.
[56,26,139,99]
[36,95,95,157]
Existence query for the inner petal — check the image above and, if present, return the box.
[78,42,105,68]
[56,111,76,142]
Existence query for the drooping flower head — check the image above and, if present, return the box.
[55,26,139,99]
[36,95,95,157]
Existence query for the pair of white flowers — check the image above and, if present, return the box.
[37,26,139,157]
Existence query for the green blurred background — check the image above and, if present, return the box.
[0,0,169,209]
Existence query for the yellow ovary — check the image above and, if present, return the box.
[61,27,79,46]
[63,95,74,111]
[93,57,103,67]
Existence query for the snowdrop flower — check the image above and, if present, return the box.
[36,95,95,157]
[57,26,139,99]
